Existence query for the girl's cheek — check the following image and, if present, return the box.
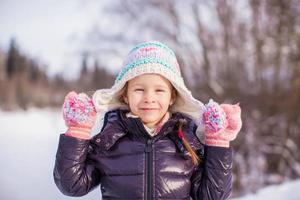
[132,93,143,102]
[158,92,172,100]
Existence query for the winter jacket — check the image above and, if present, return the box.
[53,109,233,200]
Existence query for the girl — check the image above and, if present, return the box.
[54,41,242,200]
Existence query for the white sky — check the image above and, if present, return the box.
[0,0,101,78]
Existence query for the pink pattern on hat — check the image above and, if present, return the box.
[139,46,158,52]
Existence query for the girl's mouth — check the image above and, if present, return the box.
[140,108,158,111]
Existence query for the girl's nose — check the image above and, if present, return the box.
[143,91,155,103]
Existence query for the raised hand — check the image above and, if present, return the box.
[203,99,242,147]
[62,91,97,139]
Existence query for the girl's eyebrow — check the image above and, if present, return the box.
[154,84,172,88]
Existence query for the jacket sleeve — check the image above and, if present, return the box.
[53,134,101,197]
[190,145,233,200]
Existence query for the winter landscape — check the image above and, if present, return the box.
[1,0,300,199]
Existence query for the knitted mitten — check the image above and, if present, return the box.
[203,99,242,147]
[62,91,97,139]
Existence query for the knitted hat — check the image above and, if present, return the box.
[92,41,206,126]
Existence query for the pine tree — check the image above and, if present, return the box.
[6,38,22,79]
[80,52,89,77]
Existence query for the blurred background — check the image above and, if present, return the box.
[0,0,300,199]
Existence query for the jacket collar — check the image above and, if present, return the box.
[126,111,171,137]
[93,109,196,151]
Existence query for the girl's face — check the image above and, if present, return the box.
[124,74,175,128]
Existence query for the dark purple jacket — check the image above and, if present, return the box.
[54,109,233,199]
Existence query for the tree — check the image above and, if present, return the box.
[81,0,300,195]
[6,38,23,79]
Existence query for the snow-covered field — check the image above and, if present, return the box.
[0,108,299,200]
[231,179,300,200]
[0,108,99,200]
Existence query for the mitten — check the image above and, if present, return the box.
[62,91,97,139]
[203,99,242,147]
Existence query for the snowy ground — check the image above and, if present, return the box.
[0,108,299,200]
[0,108,100,200]
[231,179,300,200]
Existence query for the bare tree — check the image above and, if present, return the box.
[81,0,300,195]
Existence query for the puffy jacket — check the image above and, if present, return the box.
[53,109,233,199]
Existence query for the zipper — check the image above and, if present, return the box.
[132,117,171,199]
[145,138,154,199]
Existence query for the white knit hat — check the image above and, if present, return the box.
[92,41,205,125]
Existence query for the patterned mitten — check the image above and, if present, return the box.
[62,91,97,139]
[203,99,242,147]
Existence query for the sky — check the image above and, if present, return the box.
[0,0,101,78]
[0,0,253,80]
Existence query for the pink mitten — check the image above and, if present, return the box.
[203,100,242,147]
[62,91,96,139]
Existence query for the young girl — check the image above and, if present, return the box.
[53,41,242,200]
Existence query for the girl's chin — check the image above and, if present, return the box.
[140,117,161,127]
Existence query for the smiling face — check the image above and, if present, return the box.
[123,74,176,128]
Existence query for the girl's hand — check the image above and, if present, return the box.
[203,100,242,147]
[62,91,97,139]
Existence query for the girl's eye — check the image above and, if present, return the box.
[156,89,165,92]
[134,88,144,92]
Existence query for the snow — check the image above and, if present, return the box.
[0,108,299,200]
[0,108,99,200]
[232,179,300,200]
